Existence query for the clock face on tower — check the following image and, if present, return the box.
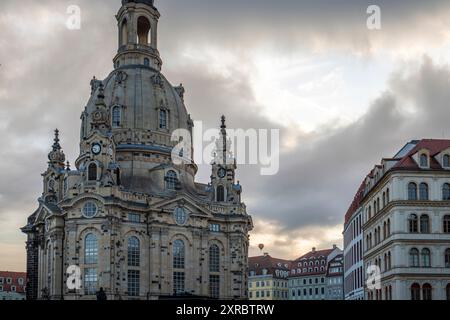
[218,168,226,178]
[91,143,102,155]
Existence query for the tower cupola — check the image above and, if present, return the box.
[114,0,162,70]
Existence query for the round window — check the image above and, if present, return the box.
[83,202,98,218]
[174,207,188,225]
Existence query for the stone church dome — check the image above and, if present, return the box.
[78,0,195,194]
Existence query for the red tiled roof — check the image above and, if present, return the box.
[289,248,335,277]
[0,271,27,294]
[248,255,292,277]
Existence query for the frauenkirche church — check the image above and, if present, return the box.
[22,0,253,300]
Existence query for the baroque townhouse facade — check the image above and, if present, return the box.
[343,184,365,300]
[248,254,290,300]
[0,272,26,300]
[288,247,343,300]
[357,139,450,300]
[21,0,252,300]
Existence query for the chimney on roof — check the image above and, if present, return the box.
[312,247,316,253]
[333,244,337,249]
[263,252,269,257]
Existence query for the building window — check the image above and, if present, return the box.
[216,185,225,202]
[159,109,168,129]
[444,215,450,233]
[445,249,450,268]
[143,58,150,67]
[209,245,220,272]
[172,271,186,295]
[84,268,97,295]
[421,248,431,267]
[128,213,140,223]
[165,170,177,190]
[420,154,428,167]
[409,214,419,233]
[422,283,432,300]
[112,106,121,128]
[419,183,429,200]
[409,248,419,267]
[444,155,450,168]
[209,275,220,299]
[210,224,220,232]
[85,234,98,264]
[408,183,417,200]
[411,283,420,300]
[446,284,450,300]
[128,237,140,267]
[420,215,430,233]
[83,202,98,219]
[443,184,450,200]
[127,270,140,297]
[88,163,97,181]
[173,240,185,269]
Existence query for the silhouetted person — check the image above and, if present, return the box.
[96,287,107,301]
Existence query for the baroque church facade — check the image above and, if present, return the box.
[22,0,253,300]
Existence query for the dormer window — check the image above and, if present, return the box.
[420,154,428,167]
[444,155,450,168]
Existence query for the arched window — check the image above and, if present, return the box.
[121,19,128,45]
[443,184,450,200]
[420,154,428,167]
[422,283,432,300]
[445,249,450,268]
[112,106,121,128]
[411,283,420,300]
[173,240,185,269]
[128,237,140,267]
[420,215,430,233]
[137,16,151,45]
[144,58,150,67]
[386,188,390,203]
[444,215,450,233]
[209,245,220,273]
[85,234,98,264]
[408,183,417,200]
[159,109,167,129]
[382,192,386,207]
[409,248,419,267]
[383,221,387,239]
[165,170,177,190]
[216,185,225,202]
[409,214,418,233]
[421,248,431,267]
[387,219,391,236]
[419,183,429,200]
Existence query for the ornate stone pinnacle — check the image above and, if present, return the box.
[52,129,61,151]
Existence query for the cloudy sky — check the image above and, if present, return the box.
[2,0,450,271]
